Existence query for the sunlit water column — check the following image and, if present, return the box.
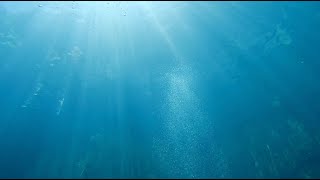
[152,63,230,178]
[137,2,231,178]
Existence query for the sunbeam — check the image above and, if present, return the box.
[1,1,320,179]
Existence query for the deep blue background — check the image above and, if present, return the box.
[0,1,320,178]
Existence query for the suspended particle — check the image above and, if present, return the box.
[56,97,65,115]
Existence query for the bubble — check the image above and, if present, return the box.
[152,62,230,178]
[68,46,83,60]
[38,4,43,7]
[275,24,292,45]
[21,97,32,108]
[0,31,21,48]
[56,97,64,115]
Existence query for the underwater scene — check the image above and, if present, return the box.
[0,1,320,178]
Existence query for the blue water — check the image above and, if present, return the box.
[1,1,320,178]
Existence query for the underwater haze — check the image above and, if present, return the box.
[0,1,320,178]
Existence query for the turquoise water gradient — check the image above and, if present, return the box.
[0,1,320,178]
